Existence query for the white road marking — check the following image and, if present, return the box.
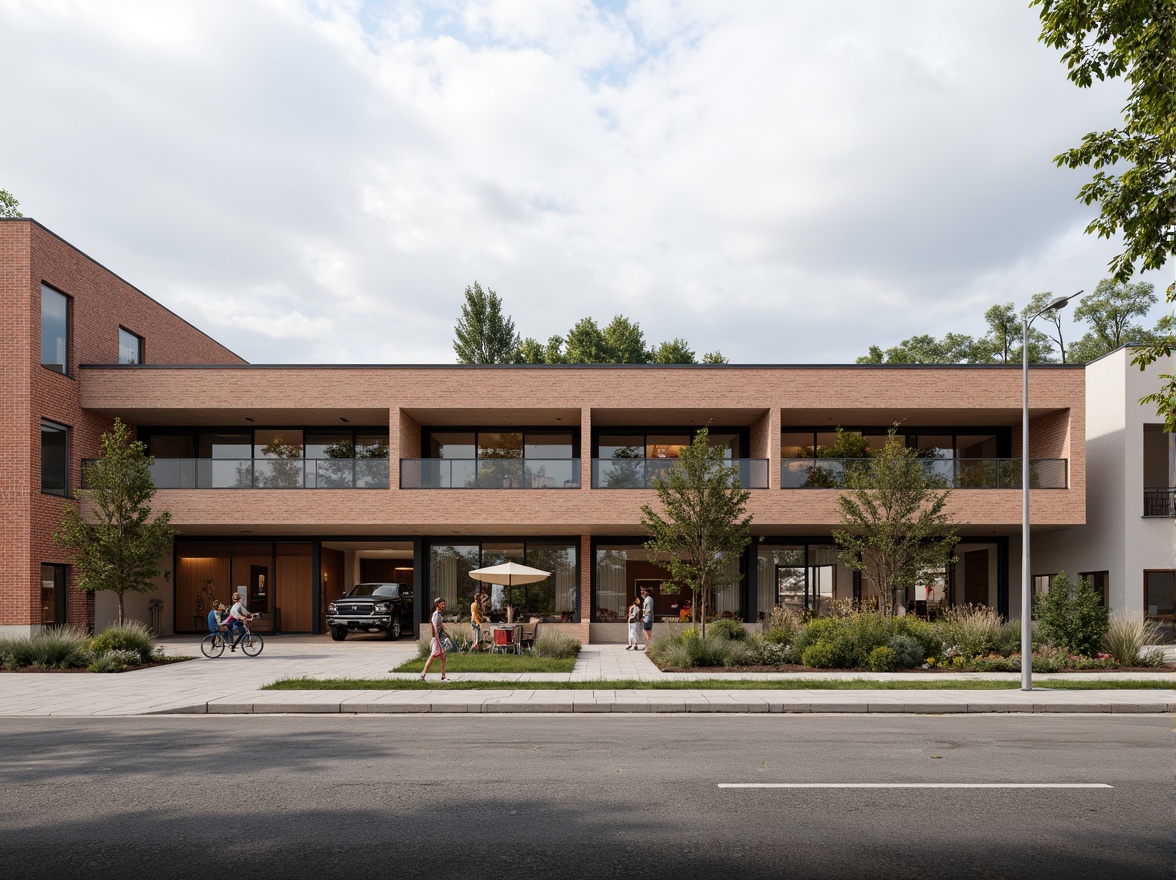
[719,783,1112,789]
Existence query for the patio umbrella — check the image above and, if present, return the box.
[468,561,551,623]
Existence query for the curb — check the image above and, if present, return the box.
[157,700,1176,716]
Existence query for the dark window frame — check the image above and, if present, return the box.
[40,419,70,496]
[40,283,71,376]
[118,326,144,365]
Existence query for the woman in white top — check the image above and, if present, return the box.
[626,596,641,650]
[420,598,448,681]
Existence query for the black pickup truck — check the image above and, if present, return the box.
[326,583,414,641]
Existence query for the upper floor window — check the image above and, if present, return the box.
[118,328,143,365]
[41,420,69,495]
[40,284,69,374]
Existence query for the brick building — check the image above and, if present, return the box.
[10,218,1163,643]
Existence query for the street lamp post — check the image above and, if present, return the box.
[1021,290,1082,691]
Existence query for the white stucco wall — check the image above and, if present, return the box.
[1033,348,1175,615]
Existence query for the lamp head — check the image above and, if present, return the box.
[1046,290,1082,311]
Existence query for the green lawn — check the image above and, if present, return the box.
[392,654,577,674]
[265,677,1175,691]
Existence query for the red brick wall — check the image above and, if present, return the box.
[2,220,245,629]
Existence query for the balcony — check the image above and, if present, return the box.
[400,458,581,489]
[1144,488,1175,517]
[84,458,391,489]
[780,458,1068,489]
[591,458,770,489]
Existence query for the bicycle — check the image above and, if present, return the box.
[200,623,264,658]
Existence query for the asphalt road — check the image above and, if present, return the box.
[0,715,1171,880]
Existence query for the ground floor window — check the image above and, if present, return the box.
[1144,570,1175,643]
[40,564,67,626]
[756,544,848,618]
[428,540,578,623]
[595,543,740,623]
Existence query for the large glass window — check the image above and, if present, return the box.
[594,543,740,622]
[40,420,69,495]
[429,541,578,624]
[118,328,143,365]
[757,544,855,617]
[41,284,69,374]
[1079,571,1109,606]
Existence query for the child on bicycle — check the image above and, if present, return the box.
[206,602,229,636]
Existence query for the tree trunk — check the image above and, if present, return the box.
[117,590,125,625]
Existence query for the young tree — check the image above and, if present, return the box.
[701,350,729,364]
[832,429,959,616]
[0,188,20,218]
[54,419,174,624]
[1024,291,1073,363]
[640,428,752,637]
[453,282,519,364]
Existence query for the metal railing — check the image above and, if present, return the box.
[1144,488,1175,517]
[780,457,1068,489]
[400,458,581,489]
[591,458,770,489]
[84,458,391,489]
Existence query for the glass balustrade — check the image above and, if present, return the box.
[84,458,391,489]
[400,459,581,489]
[590,458,770,489]
[779,458,1068,489]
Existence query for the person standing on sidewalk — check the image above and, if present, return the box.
[421,598,448,681]
[626,595,642,650]
[470,588,485,652]
[640,586,654,650]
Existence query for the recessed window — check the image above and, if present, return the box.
[41,564,67,626]
[118,328,143,365]
[40,284,69,374]
[41,420,69,495]
[1079,571,1109,606]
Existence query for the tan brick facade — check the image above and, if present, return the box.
[2,220,1089,638]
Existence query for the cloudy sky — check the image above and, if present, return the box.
[0,0,1168,365]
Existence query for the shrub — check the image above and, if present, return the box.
[1035,572,1109,656]
[686,635,732,668]
[935,605,1005,659]
[867,645,900,672]
[660,642,693,669]
[533,633,581,659]
[707,619,747,641]
[966,653,1019,672]
[767,605,802,644]
[720,639,756,667]
[88,649,142,673]
[801,639,846,669]
[88,620,156,663]
[1103,612,1165,667]
[893,617,942,663]
[3,628,90,669]
[993,620,1022,657]
[886,634,924,669]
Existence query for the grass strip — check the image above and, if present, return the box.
[264,677,1175,691]
[393,655,578,674]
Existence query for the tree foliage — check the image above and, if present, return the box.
[0,188,20,218]
[601,315,650,364]
[832,429,959,616]
[1035,571,1109,657]
[640,428,753,637]
[453,282,519,364]
[649,338,696,364]
[1033,0,1176,283]
[53,419,174,624]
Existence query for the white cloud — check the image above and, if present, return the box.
[0,0,1167,366]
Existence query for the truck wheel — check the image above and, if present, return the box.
[330,627,348,641]
[386,619,401,641]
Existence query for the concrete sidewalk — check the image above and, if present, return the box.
[0,636,1172,717]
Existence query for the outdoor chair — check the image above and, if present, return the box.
[519,617,540,649]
